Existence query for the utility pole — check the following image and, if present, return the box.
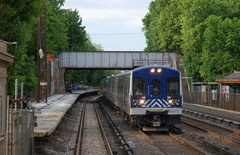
[37,9,48,103]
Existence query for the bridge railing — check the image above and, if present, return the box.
[59,51,178,69]
[132,60,174,68]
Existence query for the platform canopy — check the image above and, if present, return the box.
[215,71,240,84]
[215,71,240,92]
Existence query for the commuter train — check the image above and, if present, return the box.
[103,65,182,131]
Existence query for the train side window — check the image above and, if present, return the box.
[152,79,160,96]
[133,78,146,96]
[167,77,179,96]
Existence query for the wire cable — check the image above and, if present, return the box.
[90,32,142,36]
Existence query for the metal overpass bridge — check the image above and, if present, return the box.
[59,51,178,70]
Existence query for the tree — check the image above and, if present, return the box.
[67,70,116,87]
[0,0,111,97]
[179,0,222,81]
[201,16,240,81]
[178,0,240,81]
[143,0,182,52]
[143,0,240,82]
[0,0,69,97]
[0,0,44,97]
[47,0,68,54]
[64,9,87,51]
[62,9,107,86]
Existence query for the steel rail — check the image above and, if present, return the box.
[168,133,206,155]
[181,115,239,154]
[99,98,133,155]
[182,115,237,136]
[138,127,206,155]
[74,99,88,155]
[183,109,240,129]
[94,99,113,155]
[137,129,168,155]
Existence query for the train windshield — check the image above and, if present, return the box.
[133,78,146,96]
[167,77,180,96]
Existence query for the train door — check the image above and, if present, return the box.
[123,76,128,110]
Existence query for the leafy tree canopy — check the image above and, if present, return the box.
[1,0,106,97]
[143,0,240,82]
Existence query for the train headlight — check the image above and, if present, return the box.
[157,68,162,73]
[168,99,173,104]
[167,98,181,107]
[139,99,145,105]
[150,68,155,73]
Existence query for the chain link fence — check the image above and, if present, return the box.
[183,91,240,112]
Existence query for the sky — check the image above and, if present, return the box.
[62,0,152,51]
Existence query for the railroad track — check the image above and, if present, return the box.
[35,94,132,155]
[100,97,230,154]
[98,97,133,155]
[35,95,240,154]
[138,128,206,155]
[180,115,240,154]
[183,104,240,130]
[75,96,113,155]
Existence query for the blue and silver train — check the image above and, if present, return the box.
[103,65,182,131]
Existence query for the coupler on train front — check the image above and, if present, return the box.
[130,110,181,131]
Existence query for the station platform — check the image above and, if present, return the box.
[32,92,84,137]
[183,102,240,122]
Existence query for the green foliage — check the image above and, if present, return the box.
[1,0,104,97]
[47,0,68,54]
[0,0,43,97]
[142,0,182,52]
[143,0,240,82]
[67,70,116,86]
[63,9,103,52]
[201,16,240,81]
[64,9,87,51]
[63,9,105,86]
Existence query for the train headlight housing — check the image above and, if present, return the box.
[150,68,162,73]
[168,99,173,104]
[157,68,162,73]
[133,99,146,108]
[167,99,174,108]
[150,68,155,73]
[139,99,145,105]
[167,98,181,107]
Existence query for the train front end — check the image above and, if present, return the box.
[130,66,182,131]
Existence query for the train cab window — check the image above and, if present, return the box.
[133,78,146,96]
[152,79,160,96]
[167,77,180,96]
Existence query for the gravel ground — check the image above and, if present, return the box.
[34,100,83,155]
[36,96,235,155]
[101,102,164,155]
[81,100,108,155]
[182,103,240,154]
[96,103,126,155]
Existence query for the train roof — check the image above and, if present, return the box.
[110,70,131,78]
[133,65,179,72]
[107,65,179,79]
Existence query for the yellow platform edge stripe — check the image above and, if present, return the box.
[34,132,47,137]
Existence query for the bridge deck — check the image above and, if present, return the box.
[59,51,178,69]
